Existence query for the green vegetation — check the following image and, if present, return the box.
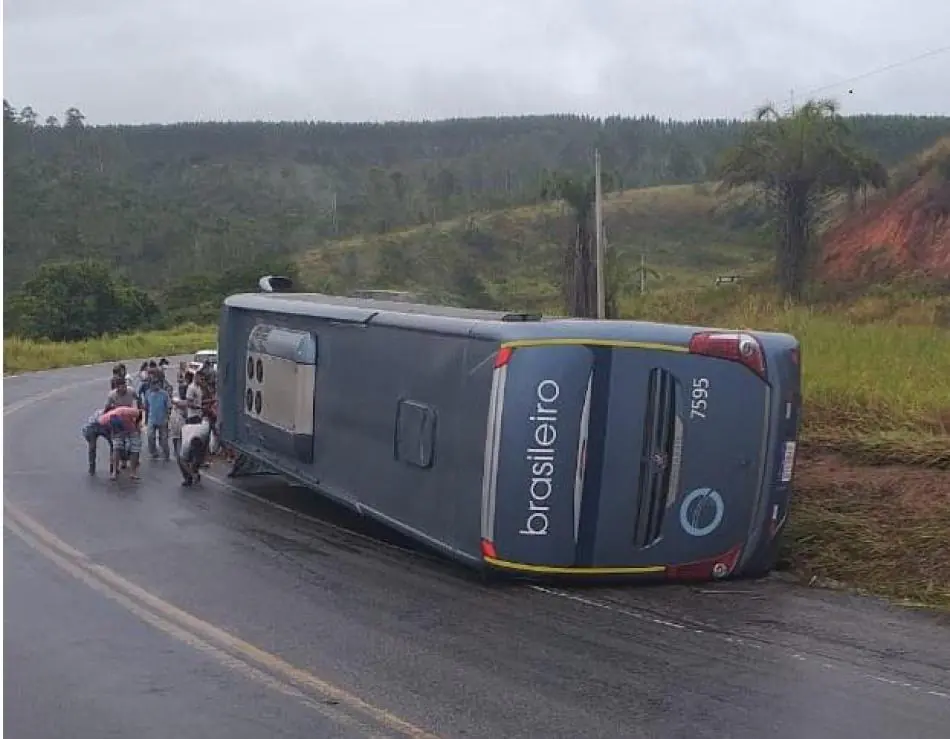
[3,325,216,375]
[3,99,948,606]
[784,452,950,609]
[5,282,949,605]
[4,100,949,298]
[300,183,774,309]
[719,99,888,298]
[622,286,950,460]
[5,261,158,342]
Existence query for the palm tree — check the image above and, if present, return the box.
[541,173,597,317]
[719,98,887,300]
[541,171,620,317]
[632,255,661,294]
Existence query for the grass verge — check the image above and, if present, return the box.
[623,287,950,468]
[5,289,949,607]
[782,450,950,610]
[3,324,217,375]
[625,286,950,607]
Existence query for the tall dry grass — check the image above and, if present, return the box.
[3,324,217,375]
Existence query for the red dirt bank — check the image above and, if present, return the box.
[820,138,950,281]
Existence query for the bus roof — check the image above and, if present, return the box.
[223,292,795,350]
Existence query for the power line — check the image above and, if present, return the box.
[740,43,950,118]
[803,44,950,98]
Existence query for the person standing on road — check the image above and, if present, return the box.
[169,370,193,458]
[105,374,140,411]
[112,363,135,389]
[169,392,186,458]
[144,375,172,461]
[185,370,205,424]
[104,375,139,469]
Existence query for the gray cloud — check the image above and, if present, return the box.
[3,0,949,124]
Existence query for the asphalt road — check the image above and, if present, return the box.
[5,362,950,738]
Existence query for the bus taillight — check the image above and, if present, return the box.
[688,331,766,379]
[494,346,514,368]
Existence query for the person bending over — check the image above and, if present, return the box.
[178,410,216,487]
[99,405,144,481]
[80,411,113,475]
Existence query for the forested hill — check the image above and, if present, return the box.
[4,99,950,291]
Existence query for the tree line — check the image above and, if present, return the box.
[5,100,949,291]
[3,99,949,337]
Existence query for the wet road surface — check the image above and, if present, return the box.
[5,363,950,738]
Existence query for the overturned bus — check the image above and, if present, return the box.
[218,285,802,581]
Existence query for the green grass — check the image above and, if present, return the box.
[5,299,949,606]
[295,179,950,605]
[3,324,217,375]
[781,450,950,609]
[298,183,772,305]
[625,286,950,608]
[7,179,949,606]
[621,288,950,464]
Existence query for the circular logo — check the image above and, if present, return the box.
[679,487,725,537]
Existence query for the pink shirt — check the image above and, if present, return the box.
[98,406,141,433]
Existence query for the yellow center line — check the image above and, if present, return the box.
[4,512,388,737]
[3,378,443,739]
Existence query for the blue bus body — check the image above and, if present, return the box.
[218,292,801,582]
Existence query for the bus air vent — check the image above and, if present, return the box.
[501,312,542,322]
[634,368,676,547]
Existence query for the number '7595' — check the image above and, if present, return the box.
[690,377,709,419]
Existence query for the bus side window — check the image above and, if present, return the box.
[394,400,436,469]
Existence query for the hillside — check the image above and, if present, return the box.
[297,183,772,311]
[820,137,950,281]
[4,102,950,293]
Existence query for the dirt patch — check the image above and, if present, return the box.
[797,451,950,512]
[819,137,950,282]
[783,451,950,607]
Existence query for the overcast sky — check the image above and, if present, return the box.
[4,0,949,125]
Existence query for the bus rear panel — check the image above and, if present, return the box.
[481,330,801,580]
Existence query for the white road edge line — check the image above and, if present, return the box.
[529,586,950,702]
[6,366,950,706]
[206,472,950,704]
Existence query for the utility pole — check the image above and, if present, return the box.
[594,149,606,319]
[640,252,646,295]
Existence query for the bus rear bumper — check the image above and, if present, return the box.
[480,543,744,583]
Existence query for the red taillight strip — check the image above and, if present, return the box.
[667,543,743,581]
[688,331,767,379]
[494,346,514,368]
[480,538,498,559]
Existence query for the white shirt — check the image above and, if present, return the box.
[185,382,204,418]
[181,419,211,449]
